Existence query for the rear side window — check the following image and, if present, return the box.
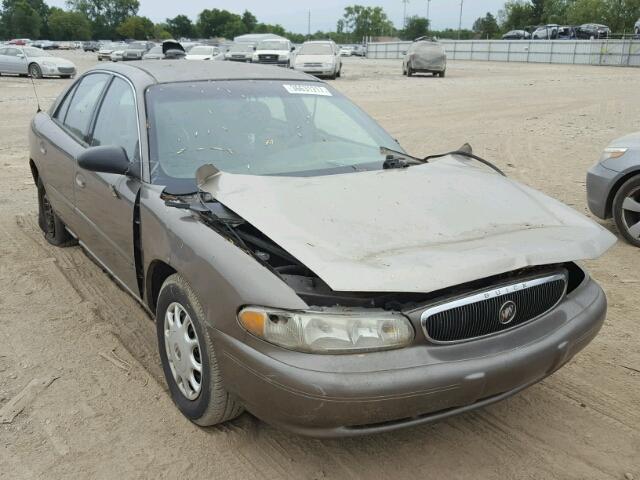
[91,77,139,161]
[64,73,110,142]
[54,84,77,122]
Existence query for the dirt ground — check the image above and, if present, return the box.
[0,51,638,480]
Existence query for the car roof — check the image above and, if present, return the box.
[90,60,320,85]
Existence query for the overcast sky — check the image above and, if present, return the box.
[46,1,507,33]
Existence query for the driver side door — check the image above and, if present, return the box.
[2,48,28,74]
[74,75,142,294]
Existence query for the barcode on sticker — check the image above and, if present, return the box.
[283,84,332,96]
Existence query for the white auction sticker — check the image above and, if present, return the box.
[283,84,333,96]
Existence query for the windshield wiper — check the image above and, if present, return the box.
[380,144,505,176]
[380,146,425,169]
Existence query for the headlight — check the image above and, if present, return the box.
[238,307,414,354]
[322,62,334,68]
[279,53,289,60]
[601,147,628,161]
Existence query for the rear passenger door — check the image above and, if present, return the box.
[41,73,111,232]
[74,75,141,294]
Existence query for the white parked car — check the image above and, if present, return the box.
[97,42,124,61]
[252,39,293,67]
[224,43,255,62]
[339,46,353,56]
[110,49,125,62]
[185,45,220,61]
[0,46,76,78]
[293,41,342,79]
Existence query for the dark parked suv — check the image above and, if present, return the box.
[122,41,153,61]
[576,24,610,39]
[82,41,100,52]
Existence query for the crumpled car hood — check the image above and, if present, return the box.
[201,157,616,293]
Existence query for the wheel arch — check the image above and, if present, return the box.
[29,159,39,184]
[606,169,640,218]
[146,260,177,314]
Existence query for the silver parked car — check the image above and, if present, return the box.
[293,40,342,79]
[29,61,614,437]
[403,37,447,77]
[0,46,76,78]
[587,132,640,247]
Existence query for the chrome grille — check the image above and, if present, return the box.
[421,272,567,343]
[304,63,323,68]
[258,54,279,63]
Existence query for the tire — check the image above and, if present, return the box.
[37,178,76,247]
[612,175,640,247]
[60,75,71,79]
[29,63,42,79]
[407,62,413,77]
[156,273,244,426]
[439,70,446,78]
[336,67,341,78]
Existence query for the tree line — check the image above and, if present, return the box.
[1,0,639,42]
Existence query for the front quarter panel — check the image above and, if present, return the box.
[140,185,307,336]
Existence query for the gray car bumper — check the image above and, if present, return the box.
[587,162,619,219]
[215,276,606,438]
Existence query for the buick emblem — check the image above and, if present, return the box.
[498,301,517,325]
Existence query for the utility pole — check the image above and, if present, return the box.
[307,10,311,38]
[427,0,431,29]
[402,0,409,29]
[457,0,464,39]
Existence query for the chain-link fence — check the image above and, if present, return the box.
[367,39,640,67]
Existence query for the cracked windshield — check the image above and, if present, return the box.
[146,80,400,189]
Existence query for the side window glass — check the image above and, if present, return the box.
[91,77,139,161]
[54,84,77,123]
[64,73,110,142]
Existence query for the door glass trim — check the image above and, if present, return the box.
[85,70,144,180]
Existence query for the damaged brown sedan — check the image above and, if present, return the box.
[29,61,615,437]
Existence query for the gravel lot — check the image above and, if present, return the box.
[0,51,639,479]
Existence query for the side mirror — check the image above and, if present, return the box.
[291,46,295,51]
[17,53,25,58]
[78,146,134,176]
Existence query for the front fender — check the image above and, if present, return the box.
[139,184,307,337]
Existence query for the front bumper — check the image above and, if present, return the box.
[587,162,619,219]
[294,67,335,77]
[215,276,607,437]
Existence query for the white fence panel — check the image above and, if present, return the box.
[366,39,640,67]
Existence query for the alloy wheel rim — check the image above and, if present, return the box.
[621,186,640,240]
[164,302,203,400]
[30,65,39,77]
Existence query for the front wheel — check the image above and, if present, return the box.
[407,63,413,77]
[612,175,640,247]
[156,274,244,426]
[29,63,42,79]
[439,70,446,78]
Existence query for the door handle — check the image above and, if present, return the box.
[75,173,86,188]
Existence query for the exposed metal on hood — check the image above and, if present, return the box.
[200,156,616,293]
